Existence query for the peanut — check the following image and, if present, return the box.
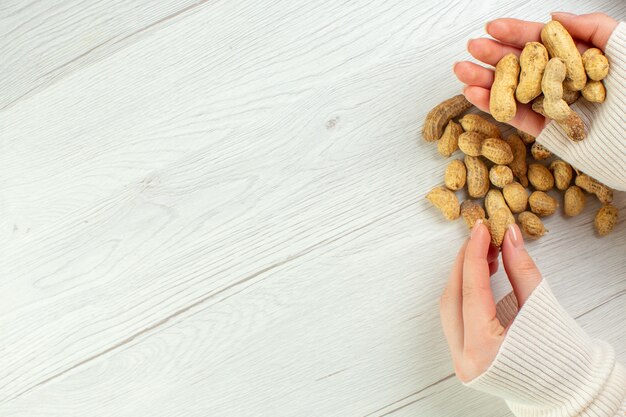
[489,165,514,188]
[489,207,516,247]
[581,80,606,103]
[541,58,585,141]
[594,204,618,236]
[459,114,501,138]
[444,159,467,191]
[518,211,547,240]
[426,186,460,220]
[575,173,613,204]
[563,185,585,217]
[505,134,528,187]
[422,94,472,142]
[481,137,514,165]
[484,189,508,218]
[562,89,580,105]
[458,132,484,157]
[528,163,554,191]
[549,160,573,191]
[582,48,609,81]
[503,181,529,213]
[460,200,486,229]
[530,143,552,160]
[490,53,520,122]
[541,20,586,91]
[516,42,549,104]
[465,155,489,198]
[528,191,558,217]
[437,120,463,157]
[517,129,536,145]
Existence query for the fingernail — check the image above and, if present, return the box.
[485,21,492,32]
[507,224,524,249]
[470,219,483,239]
[551,11,576,18]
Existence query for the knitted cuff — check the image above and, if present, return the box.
[465,280,626,417]
[536,22,626,192]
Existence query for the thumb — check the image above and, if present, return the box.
[501,224,542,306]
[551,12,618,50]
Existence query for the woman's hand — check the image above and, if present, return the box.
[439,221,543,382]
[453,12,619,137]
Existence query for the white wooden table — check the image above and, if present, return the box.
[1,1,624,416]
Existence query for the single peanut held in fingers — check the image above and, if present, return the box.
[490,53,520,122]
[489,165,514,188]
[575,173,613,204]
[485,189,509,219]
[582,48,609,81]
[528,163,554,191]
[459,114,501,138]
[422,94,472,142]
[444,159,466,190]
[541,20,586,91]
[460,200,486,229]
[516,42,549,104]
[503,182,528,213]
[529,191,558,217]
[426,186,460,220]
[458,132,484,156]
[518,211,547,240]
[531,143,552,160]
[581,80,606,103]
[481,138,514,165]
[594,204,618,236]
[563,185,585,217]
[465,155,489,198]
[541,58,585,141]
[489,207,516,247]
[505,133,528,187]
[549,160,573,191]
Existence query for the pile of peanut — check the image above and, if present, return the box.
[422,21,618,247]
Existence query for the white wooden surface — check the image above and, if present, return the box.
[0,1,624,416]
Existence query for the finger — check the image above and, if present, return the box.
[487,243,499,264]
[501,224,543,306]
[440,239,469,357]
[486,18,543,47]
[552,12,618,50]
[462,221,499,343]
[489,260,499,276]
[453,61,494,89]
[468,38,522,67]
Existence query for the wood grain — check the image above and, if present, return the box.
[0,0,624,416]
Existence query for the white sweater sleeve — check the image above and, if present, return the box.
[536,22,626,192]
[464,280,626,417]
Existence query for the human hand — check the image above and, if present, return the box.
[453,12,619,137]
[439,221,543,382]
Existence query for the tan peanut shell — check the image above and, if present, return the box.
[465,155,489,198]
[481,138,514,164]
[516,42,549,103]
[438,120,463,157]
[422,94,472,142]
[461,200,486,229]
[541,21,587,91]
[582,48,609,81]
[549,160,573,191]
[484,189,508,218]
[505,134,528,187]
[594,204,618,236]
[517,129,536,145]
[563,185,585,217]
[503,182,529,213]
[541,58,585,141]
[490,53,520,122]
[528,191,558,217]
[459,114,501,138]
[458,132,484,156]
[489,165,514,188]
[426,186,460,220]
[562,89,580,105]
[575,173,613,203]
[444,159,467,190]
[489,207,516,247]
[530,143,552,160]
[528,163,554,191]
[581,80,606,103]
[518,211,547,240]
